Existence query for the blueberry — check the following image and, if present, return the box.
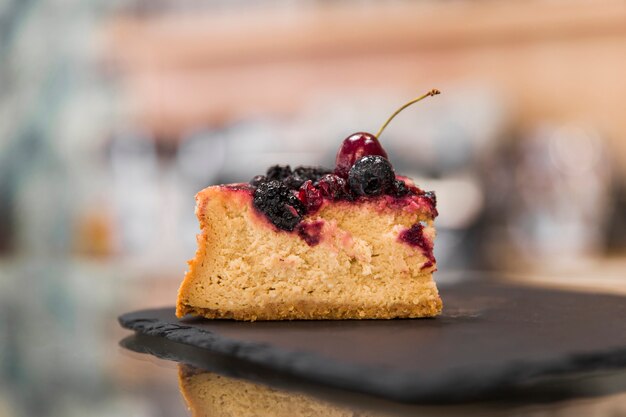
[253,180,304,231]
[285,166,332,189]
[348,155,395,196]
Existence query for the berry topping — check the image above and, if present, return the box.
[424,190,436,205]
[254,165,331,189]
[265,165,293,182]
[253,180,305,231]
[297,180,323,212]
[246,89,441,239]
[348,155,395,197]
[335,89,440,178]
[285,166,332,189]
[392,179,410,197]
[250,175,266,187]
[315,174,349,200]
[335,132,388,178]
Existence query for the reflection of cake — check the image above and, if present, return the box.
[178,365,377,417]
[177,91,442,320]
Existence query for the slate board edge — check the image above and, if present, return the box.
[118,309,626,403]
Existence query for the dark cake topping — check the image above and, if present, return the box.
[250,161,435,234]
[252,180,305,232]
[348,155,395,197]
[266,165,293,182]
[287,166,333,189]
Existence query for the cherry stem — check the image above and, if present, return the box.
[375,89,441,139]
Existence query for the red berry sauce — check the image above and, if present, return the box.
[398,222,436,268]
[295,220,325,246]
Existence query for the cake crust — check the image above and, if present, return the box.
[178,298,442,321]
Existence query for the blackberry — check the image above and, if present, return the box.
[284,166,332,189]
[250,175,267,187]
[348,155,395,196]
[265,165,292,182]
[294,166,332,182]
[253,180,305,231]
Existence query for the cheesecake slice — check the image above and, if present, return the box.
[177,92,444,321]
[176,155,441,320]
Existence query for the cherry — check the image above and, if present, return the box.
[334,132,388,178]
[334,89,440,178]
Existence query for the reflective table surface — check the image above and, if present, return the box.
[2,260,626,417]
[120,332,626,417]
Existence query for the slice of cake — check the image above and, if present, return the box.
[177,90,442,320]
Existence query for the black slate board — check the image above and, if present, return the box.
[118,280,626,403]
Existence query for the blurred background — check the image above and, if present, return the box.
[1,0,626,416]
